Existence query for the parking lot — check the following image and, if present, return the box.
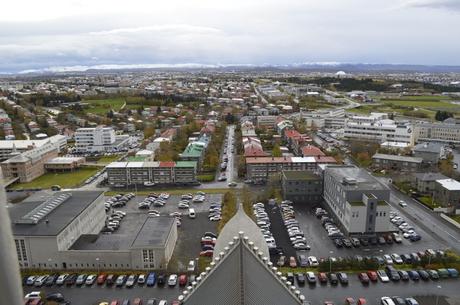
[23,273,460,305]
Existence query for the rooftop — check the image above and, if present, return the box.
[437,179,460,191]
[372,153,423,163]
[70,215,175,250]
[325,165,389,192]
[9,190,103,236]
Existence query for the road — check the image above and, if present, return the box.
[375,177,460,254]
[24,276,459,305]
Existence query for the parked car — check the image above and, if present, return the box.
[146,272,156,286]
[337,272,349,285]
[168,274,178,287]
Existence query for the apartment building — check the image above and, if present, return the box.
[256,115,278,130]
[372,153,423,172]
[44,156,86,172]
[281,170,323,204]
[74,126,130,153]
[246,156,317,181]
[106,161,197,186]
[413,142,445,163]
[414,119,460,144]
[323,165,391,235]
[1,142,59,182]
[343,113,414,144]
[434,179,460,211]
[0,135,67,160]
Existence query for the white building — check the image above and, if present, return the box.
[0,135,67,161]
[343,113,414,145]
[414,119,460,144]
[323,165,391,235]
[74,126,129,153]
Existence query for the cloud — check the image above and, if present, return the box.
[402,0,460,10]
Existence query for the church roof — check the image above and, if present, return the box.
[178,231,305,305]
[213,204,269,260]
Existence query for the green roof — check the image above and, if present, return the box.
[181,143,205,158]
[282,170,320,181]
[175,161,197,168]
[348,201,365,206]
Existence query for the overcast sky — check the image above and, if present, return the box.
[1,0,459,73]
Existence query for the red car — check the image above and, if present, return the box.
[179,274,188,286]
[318,272,328,283]
[97,274,107,285]
[366,270,378,281]
[171,301,180,305]
[357,298,367,305]
[200,250,213,257]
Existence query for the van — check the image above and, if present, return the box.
[188,208,196,219]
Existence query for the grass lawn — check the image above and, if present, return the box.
[97,155,121,164]
[417,196,441,209]
[381,99,458,109]
[10,167,99,190]
[450,215,460,224]
[83,98,126,115]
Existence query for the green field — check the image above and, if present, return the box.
[10,167,99,190]
[83,98,126,114]
[348,95,460,119]
[96,155,121,164]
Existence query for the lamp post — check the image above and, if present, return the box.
[329,251,334,273]
[435,285,442,305]
[48,258,52,270]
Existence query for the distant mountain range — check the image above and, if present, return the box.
[6,62,460,75]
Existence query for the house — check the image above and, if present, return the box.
[413,142,445,164]
[413,172,448,194]
[433,179,460,211]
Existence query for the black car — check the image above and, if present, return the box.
[360,238,369,246]
[398,270,410,281]
[45,273,59,286]
[157,274,166,286]
[46,293,65,302]
[401,254,412,263]
[418,270,430,281]
[385,266,400,281]
[286,272,295,284]
[328,273,338,285]
[337,272,348,285]
[369,237,378,245]
[408,270,420,281]
[392,296,406,305]
[334,239,343,248]
[296,273,305,285]
[64,274,78,286]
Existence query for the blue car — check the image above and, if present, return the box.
[146,272,156,286]
[409,234,421,242]
[447,268,459,278]
[408,270,420,281]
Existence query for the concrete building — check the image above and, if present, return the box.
[323,165,391,235]
[343,113,414,144]
[246,156,318,182]
[106,161,197,186]
[414,120,460,144]
[372,153,423,172]
[413,172,448,194]
[9,190,177,270]
[44,156,86,172]
[434,179,460,210]
[256,115,278,130]
[1,142,59,182]
[281,170,323,204]
[0,135,67,161]
[413,142,445,163]
[74,126,130,153]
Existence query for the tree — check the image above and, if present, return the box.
[435,110,453,122]
[143,124,155,139]
[272,144,282,157]
[106,109,114,118]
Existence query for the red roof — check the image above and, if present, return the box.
[301,145,326,157]
[159,161,175,167]
[314,156,337,164]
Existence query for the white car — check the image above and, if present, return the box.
[381,297,396,305]
[383,254,393,265]
[178,203,190,209]
[377,270,390,282]
[24,291,41,300]
[209,216,221,221]
[391,253,403,264]
[398,200,407,207]
[168,274,178,286]
[85,274,97,285]
[307,256,319,267]
[56,274,69,285]
[187,260,196,272]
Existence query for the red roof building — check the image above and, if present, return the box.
[301,145,326,157]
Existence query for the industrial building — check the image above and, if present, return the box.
[9,190,177,270]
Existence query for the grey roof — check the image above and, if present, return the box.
[372,153,423,163]
[180,234,304,305]
[414,172,448,182]
[413,142,444,154]
[213,204,269,260]
[325,165,388,191]
[9,191,103,236]
[70,215,175,250]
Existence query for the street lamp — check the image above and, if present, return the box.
[47,258,52,270]
[435,285,442,305]
[329,251,334,273]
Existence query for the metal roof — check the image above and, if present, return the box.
[180,232,304,305]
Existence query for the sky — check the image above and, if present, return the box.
[1,0,460,73]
